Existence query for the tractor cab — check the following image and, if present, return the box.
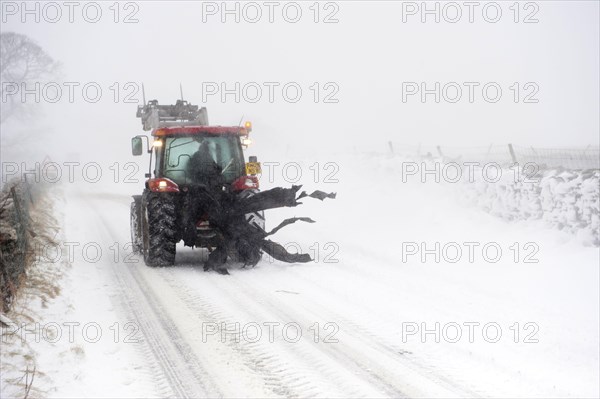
[129,99,265,267]
[131,100,261,193]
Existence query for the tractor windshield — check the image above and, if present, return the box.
[161,135,244,185]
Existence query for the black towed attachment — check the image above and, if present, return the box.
[196,185,335,274]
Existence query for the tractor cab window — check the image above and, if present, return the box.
[162,135,244,185]
[154,143,163,177]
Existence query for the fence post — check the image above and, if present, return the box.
[508,144,518,164]
[24,175,34,205]
[9,186,28,274]
[10,188,21,224]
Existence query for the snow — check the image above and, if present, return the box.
[2,151,598,398]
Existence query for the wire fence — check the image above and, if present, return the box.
[511,145,600,170]
[388,143,600,170]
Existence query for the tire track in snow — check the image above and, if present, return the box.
[158,267,399,397]
[219,269,481,398]
[212,273,411,398]
[108,263,192,398]
[280,267,484,398]
[156,268,332,398]
[90,198,220,398]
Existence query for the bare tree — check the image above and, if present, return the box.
[0,32,60,123]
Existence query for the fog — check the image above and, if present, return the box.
[1,1,599,164]
[1,4,600,397]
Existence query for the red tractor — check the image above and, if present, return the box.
[130,99,264,267]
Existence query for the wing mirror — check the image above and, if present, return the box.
[131,136,149,156]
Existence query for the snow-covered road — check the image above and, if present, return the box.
[62,191,478,398]
[39,155,599,398]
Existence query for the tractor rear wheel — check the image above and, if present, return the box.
[141,191,177,266]
[130,196,143,254]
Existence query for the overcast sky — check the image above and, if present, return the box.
[1,1,599,162]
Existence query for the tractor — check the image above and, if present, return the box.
[129,99,264,267]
